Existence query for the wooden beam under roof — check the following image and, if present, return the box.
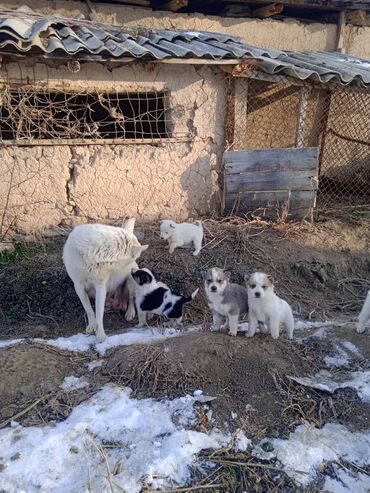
[252,3,284,17]
[205,0,370,11]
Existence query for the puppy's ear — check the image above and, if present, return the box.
[170,223,176,229]
[267,275,274,285]
[224,270,231,281]
[244,274,250,282]
[131,244,149,259]
[201,270,207,280]
[122,217,136,233]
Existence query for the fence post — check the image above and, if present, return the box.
[295,86,311,148]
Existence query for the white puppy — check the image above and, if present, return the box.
[160,220,203,256]
[63,218,148,343]
[357,289,370,333]
[245,272,294,340]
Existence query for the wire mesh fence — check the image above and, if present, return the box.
[0,86,191,144]
[227,76,370,212]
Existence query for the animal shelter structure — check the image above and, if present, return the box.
[0,6,370,234]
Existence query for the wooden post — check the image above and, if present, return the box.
[336,11,346,54]
[295,86,311,148]
[233,78,248,151]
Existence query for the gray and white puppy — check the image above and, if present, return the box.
[203,267,249,336]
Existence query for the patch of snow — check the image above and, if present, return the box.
[296,327,327,343]
[44,326,201,355]
[86,359,104,371]
[0,384,228,493]
[341,340,362,356]
[0,338,24,349]
[324,344,350,368]
[323,464,370,493]
[231,412,238,419]
[233,430,251,452]
[60,376,89,392]
[193,390,203,396]
[294,320,336,331]
[289,370,370,403]
[46,333,96,353]
[253,422,370,486]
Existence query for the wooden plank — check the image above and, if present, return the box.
[157,0,188,11]
[225,190,315,209]
[233,78,248,150]
[224,147,318,173]
[226,169,318,193]
[227,0,370,12]
[295,86,311,148]
[336,11,346,53]
[252,3,284,17]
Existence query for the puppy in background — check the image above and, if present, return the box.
[160,220,203,256]
[203,267,248,337]
[245,272,294,340]
[131,268,199,327]
[357,289,370,333]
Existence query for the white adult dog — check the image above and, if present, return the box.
[63,218,148,342]
[160,220,203,256]
[245,272,294,340]
[357,289,370,333]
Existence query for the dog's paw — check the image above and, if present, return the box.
[210,325,221,332]
[86,324,96,335]
[96,332,108,344]
[245,331,255,338]
[125,306,136,321]
[228,330,237,337]
[192,251,200,256]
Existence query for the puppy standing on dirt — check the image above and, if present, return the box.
[357,289,370,333]
[203,267,249,337]
[131,267,199,327]
[245,272,294,340]
[160,220,203,256]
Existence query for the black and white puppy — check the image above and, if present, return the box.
[131,268,199,327]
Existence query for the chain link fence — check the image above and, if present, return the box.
[226,76,370,213]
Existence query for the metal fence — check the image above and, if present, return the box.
[227,76,370,212]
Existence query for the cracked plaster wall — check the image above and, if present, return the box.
[3,0,370,57]
[0,62,224,233]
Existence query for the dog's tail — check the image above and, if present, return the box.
[184,287,199,304]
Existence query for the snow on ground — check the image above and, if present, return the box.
[0,338,24,349]
[0,384,228,493]
[0,326,201,354]
[254,422,370,487]
[290,370,370,403]
[324,343,351,368]
[60,376,89,392]
[323,464,370,493]
[86,359,104,371]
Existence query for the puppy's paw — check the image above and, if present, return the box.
[192,251,200,256]
[228,330,237,337]
[210,325,221,332]
[245,331,255,338]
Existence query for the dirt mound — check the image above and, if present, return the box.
[0,343,90,424]
[102,329,369,434]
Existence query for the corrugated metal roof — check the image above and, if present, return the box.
[0,6,370,88]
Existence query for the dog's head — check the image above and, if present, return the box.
[202,267,230,295]
[131,267,156,287]
[245,272,274,300]
[160,220,176,240]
